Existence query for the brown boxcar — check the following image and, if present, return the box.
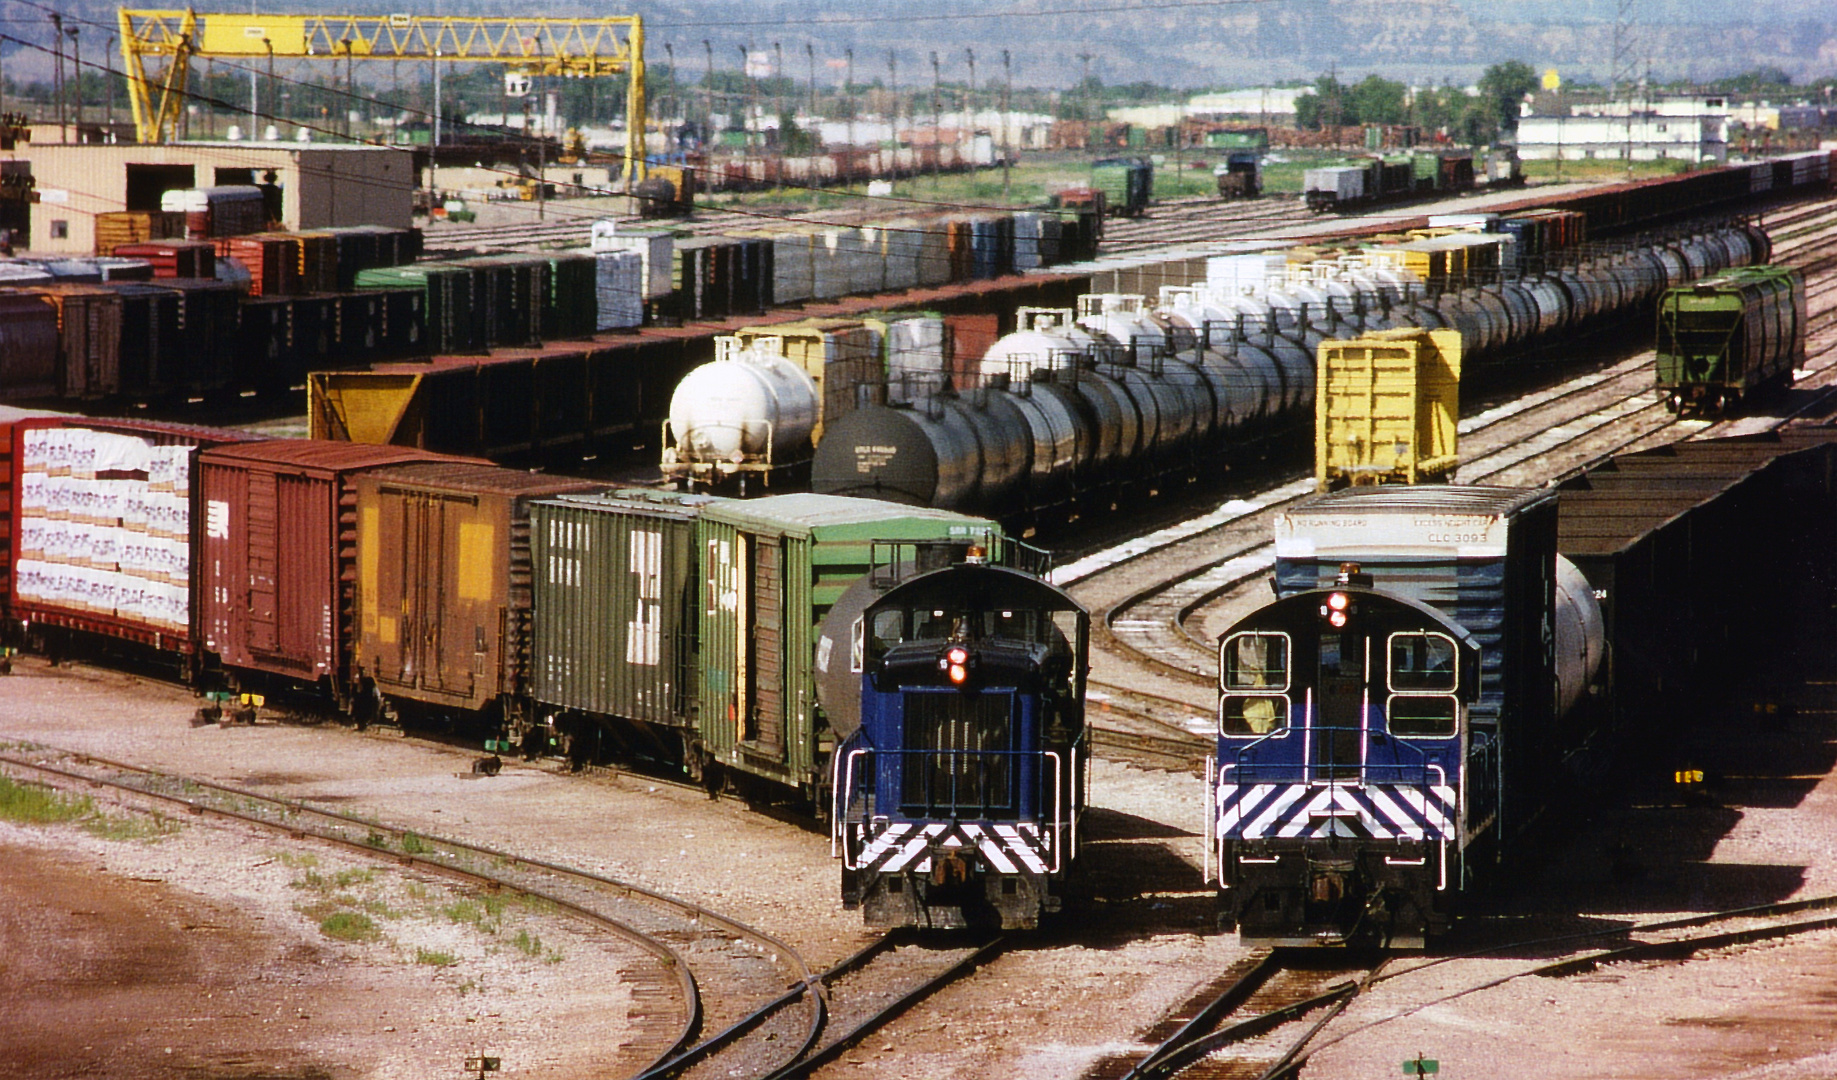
[0,292,61,401]
[196,440,459,698]
[351,462,604,729]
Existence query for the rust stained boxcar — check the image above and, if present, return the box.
[196,441,459,692]
[352,462,603,725]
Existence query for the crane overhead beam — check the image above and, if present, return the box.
[117,9,646,179]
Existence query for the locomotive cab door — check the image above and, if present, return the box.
[1311,630,1367,782]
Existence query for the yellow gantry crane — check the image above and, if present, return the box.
[117,9,647,181]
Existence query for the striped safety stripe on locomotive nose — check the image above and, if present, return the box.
[1217,782,1456,840]
[854,821,1051,875]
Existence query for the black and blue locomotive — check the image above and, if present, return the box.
[1209,487,1606,948]
[819,545,1089,929]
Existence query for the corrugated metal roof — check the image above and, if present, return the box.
[358,461,606,499]
[533,489,721,519]
[200,439,461,473]
[701,492,997,534]
[1291,485,1551,518]
[1556,431,1837,557]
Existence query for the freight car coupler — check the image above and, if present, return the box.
[930,849,973,886]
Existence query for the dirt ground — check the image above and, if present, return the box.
[9,647,1837,1079]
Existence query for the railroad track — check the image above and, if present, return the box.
[1081,950,1381,1080]
[649,930,1005,1080]
[0,744,811,1079]
[1297,894,1837,1071]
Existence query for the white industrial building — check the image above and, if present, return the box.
[1515,113,1728,164]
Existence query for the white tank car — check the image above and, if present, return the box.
[662,336,820,486]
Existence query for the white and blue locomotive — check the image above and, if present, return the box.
[819,545,1090,929]
[1209,487,1605,947]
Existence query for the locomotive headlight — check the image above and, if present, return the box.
[946,646,969,665]
[1327,592,1349,611]
[1321,591,1351,627]
[1328,610,1347,628]
[948,663,968,684]
[944,646,971,685]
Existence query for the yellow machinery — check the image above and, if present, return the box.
[117,10,647,181]
[1316,327,1462,491]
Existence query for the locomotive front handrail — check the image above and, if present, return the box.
[838,747,870,868]
[1044,750,1064,874]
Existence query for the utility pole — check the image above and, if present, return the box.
[663,41,674,149]
[887,50,898,159]
[343,37,355,140]
[738,44,753,151]
[105,32,117,132]
[703,39,713,149]
[433,52,442,149]
[68,25,81,136]
[772,40,784,188]
[51,12,64,143]
[964,47,975,146]
[1001,49,1011,201]
[930,50,940,187]
[805,42,815,124]
[1613,0,1637,175]
[845,47,854,161]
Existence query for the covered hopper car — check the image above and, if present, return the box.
[1655,264,1805,415]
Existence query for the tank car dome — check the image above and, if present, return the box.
[981,324,1094,378]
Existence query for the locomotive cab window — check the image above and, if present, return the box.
[1220,632,1290,738]
[1389,633,1456,691]
[867,609,906,662]
[1387,632,1458,737]
[1223,632,1289,690]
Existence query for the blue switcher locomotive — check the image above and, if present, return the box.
[1209,487,1605,948]
[819,544,1089,929]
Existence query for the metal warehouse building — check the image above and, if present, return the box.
[1,142,414,254]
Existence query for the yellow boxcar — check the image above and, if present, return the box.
[1316,328,1463,491]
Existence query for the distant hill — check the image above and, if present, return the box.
[15,0,1834,91]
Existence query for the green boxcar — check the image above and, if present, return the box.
[1656,265,1805,415]
[528,490,720,754]
[543,252,599,340]
[695,494,1002,794]
[1205,129,1269,152]
[1089,157,1153,217]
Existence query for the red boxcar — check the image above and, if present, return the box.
[195,440,466,697]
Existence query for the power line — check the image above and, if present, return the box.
[651,0,1276,29]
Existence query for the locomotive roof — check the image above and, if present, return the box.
[867,562,1084,615]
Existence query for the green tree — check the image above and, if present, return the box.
[1294,73,1349,131]
[1349,75,1408,126]
[1477,60,1538,134]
